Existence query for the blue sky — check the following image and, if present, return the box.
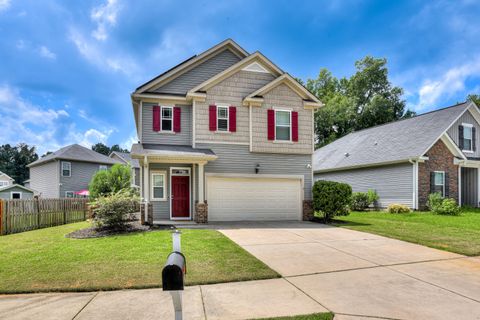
[1,0,480,154]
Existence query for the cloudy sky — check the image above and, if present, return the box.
[1,0,479,154]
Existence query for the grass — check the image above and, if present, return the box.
[0,222,279,294]
[255,313,334,320]
[332,209,480,256]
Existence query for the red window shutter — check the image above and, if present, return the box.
[292,111,299,142]
[267,109,275,140]
[229,106,236,132]
[153,106,160,132]
[173,107,181,132]
[209,105,217,131]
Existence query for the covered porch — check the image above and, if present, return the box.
[457,159,480,207]
[131,144,217,224]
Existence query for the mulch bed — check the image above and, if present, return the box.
[66,221,173,239]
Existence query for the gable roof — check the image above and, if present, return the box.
[109,151,140,168]
[0,171,13,181]
[314,101,476,173]
[135,39,249,94]
[0,184,35,193]
[243,73,323,109]
[28,144,121,168]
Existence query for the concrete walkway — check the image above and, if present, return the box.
[1,221,480,320]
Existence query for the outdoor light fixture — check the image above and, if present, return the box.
[306,164,312,169]
[255,164,260,174]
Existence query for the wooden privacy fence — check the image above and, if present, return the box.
[0,198,89,235]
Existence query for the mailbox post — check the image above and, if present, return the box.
[162,230,186,320]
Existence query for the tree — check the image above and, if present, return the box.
[0,143,38,184]
[306,56,415,147]
[92,143,129,156]
[468,94,480,106]
[89,164,132,199]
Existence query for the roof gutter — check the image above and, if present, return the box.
[314,157,428,174]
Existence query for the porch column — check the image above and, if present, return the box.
[198,162,205,203]
[143,157,149,222]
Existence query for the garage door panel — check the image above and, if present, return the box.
[207,177,301,221]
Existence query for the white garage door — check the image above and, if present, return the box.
[206,176,302,221]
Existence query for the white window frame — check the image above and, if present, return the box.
[0,181,9,187]
[161,106,174,133]
[274,109,292,142]
[65,191,74,198]
[433,171,445,197]
[151,171,167,201]
[462,123,473,153]
[10,192,22,199]
[99,165,108,171]
[216,105,229,132]
[61,161,71,177]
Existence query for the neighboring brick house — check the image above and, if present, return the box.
[314,100,480,209]
[130,39,322,223]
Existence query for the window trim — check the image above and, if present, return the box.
[161,106,174,133]
[216,105,229,132]
[10,192,22,199]
[151,171,167,201]
[65,191,74,198]
[433,171,445,197]
[462,123,474,152]
[274,108,292,142]
[0,181,9,187]
[61,161,71,177]
[99,165,108,171]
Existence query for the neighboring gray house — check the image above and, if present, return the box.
[0,171,14,188]
[131,39,322,223]
[314,101,480,209]
[109,151,140,186]
[28,144,120,198]
[0,184,35,200]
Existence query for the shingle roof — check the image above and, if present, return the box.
[131,144,216,160]
[0,184,35,193]
[313,101,472,172]
[110,151,140,168]
[28,144,121,168]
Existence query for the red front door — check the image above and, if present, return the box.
[172,176,190,218]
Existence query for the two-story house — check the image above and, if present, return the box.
[28,144,120,198]
[131,39,322,223]
[314,100,480,209]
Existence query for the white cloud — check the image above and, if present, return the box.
[416,58,480,110]
[121,132,138,151]
[0,0,11,12]
[90,0,121,41]
[0,85,112,155]
[39,46,56,59]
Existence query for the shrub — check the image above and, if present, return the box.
[89,164,132,199]
[427,192,443,212]
[427,193,460,215]
[92,190,140,229]
[351,192,370,211]
[367,189,379,206]
[387,204,411,214]
[312,180,352,222]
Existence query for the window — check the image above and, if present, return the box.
[62,161,71,177]
[161,106,173,132]
[275,110,291,141]
[462,124,473,151]
[217,106,229,132]
[11,192,21,199]
[99,165,108,171]
[65,191,74,198]
[433,171,445,197]
[151,172,166,201]
[0,181,9,187]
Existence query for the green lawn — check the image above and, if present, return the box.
[255,313,334,320]
[0,222,279,294]
[333,209,480,256]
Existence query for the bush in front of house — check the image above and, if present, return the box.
[92,189,140,230]
[313,180,352,222]
[387,204,411,213]
[428,193,460,216]
[351,192,370,211]
[367,189,379,207]
[427,192,443,211]
[89,164,132,199]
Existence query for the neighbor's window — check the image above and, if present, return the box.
[161,106,173,131]
[433,171,445,197]
[11,192,21,199]
[62,161,71,177]
[99,165,108,171]
[275,110,291,141]
[65,191,74,198]
[0,181,9,187]
[463,124,473,151]
[151,172,166,201]
[217,106,229,132]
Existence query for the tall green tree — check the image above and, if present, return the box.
[92,143,129,156]
[468,94,480,106]
[306,56,415,147]
[0,143,38,184]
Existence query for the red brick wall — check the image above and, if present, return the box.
[418,140,459,209]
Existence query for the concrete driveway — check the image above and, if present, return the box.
[218,221,480,320]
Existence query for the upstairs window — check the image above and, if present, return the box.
[62,161,71,177]
[275,110,291,141]
[0,181,9,187]
[217,106,229,132]
[162,106,173,132]
[462,124,473,152]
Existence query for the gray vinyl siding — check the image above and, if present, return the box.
[314,162,414,208]
[447,109,480,157]
[196,143,313,200]
[142,103,192,145]
[0,186,34,200]
[59,161,111,197]
[149,164,193,221]
[153,49,242,95]
[29,161,59,198]
[461,167,478,207]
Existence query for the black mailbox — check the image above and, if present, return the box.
[162,251,186,291]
